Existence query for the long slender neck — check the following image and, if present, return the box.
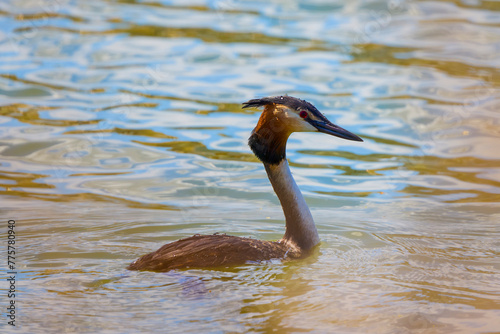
[264,160,319,251]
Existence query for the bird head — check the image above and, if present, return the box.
[243,95,362,164]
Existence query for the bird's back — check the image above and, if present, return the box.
[127,234,300,272]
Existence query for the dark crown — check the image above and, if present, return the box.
[242,95,329,123]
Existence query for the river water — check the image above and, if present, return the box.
[1,0,499,333]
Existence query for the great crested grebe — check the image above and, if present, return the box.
[128,96,362,272]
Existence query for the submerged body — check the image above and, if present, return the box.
[128,96,362,272]
[127,234,301,271]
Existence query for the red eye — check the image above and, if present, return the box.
[299,111,308,118]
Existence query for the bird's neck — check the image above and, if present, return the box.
[248,104,291,165]
[264,159,319,252]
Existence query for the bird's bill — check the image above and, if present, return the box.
[308,119,363,142]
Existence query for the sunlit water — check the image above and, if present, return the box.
[1,0,499,333]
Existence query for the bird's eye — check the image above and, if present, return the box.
[299,111,308,118]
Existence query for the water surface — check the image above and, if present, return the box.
[1,0,499,333]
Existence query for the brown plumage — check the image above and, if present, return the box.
[128,234,301,272]
[128,96,362,272]
[248,103,292,165]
